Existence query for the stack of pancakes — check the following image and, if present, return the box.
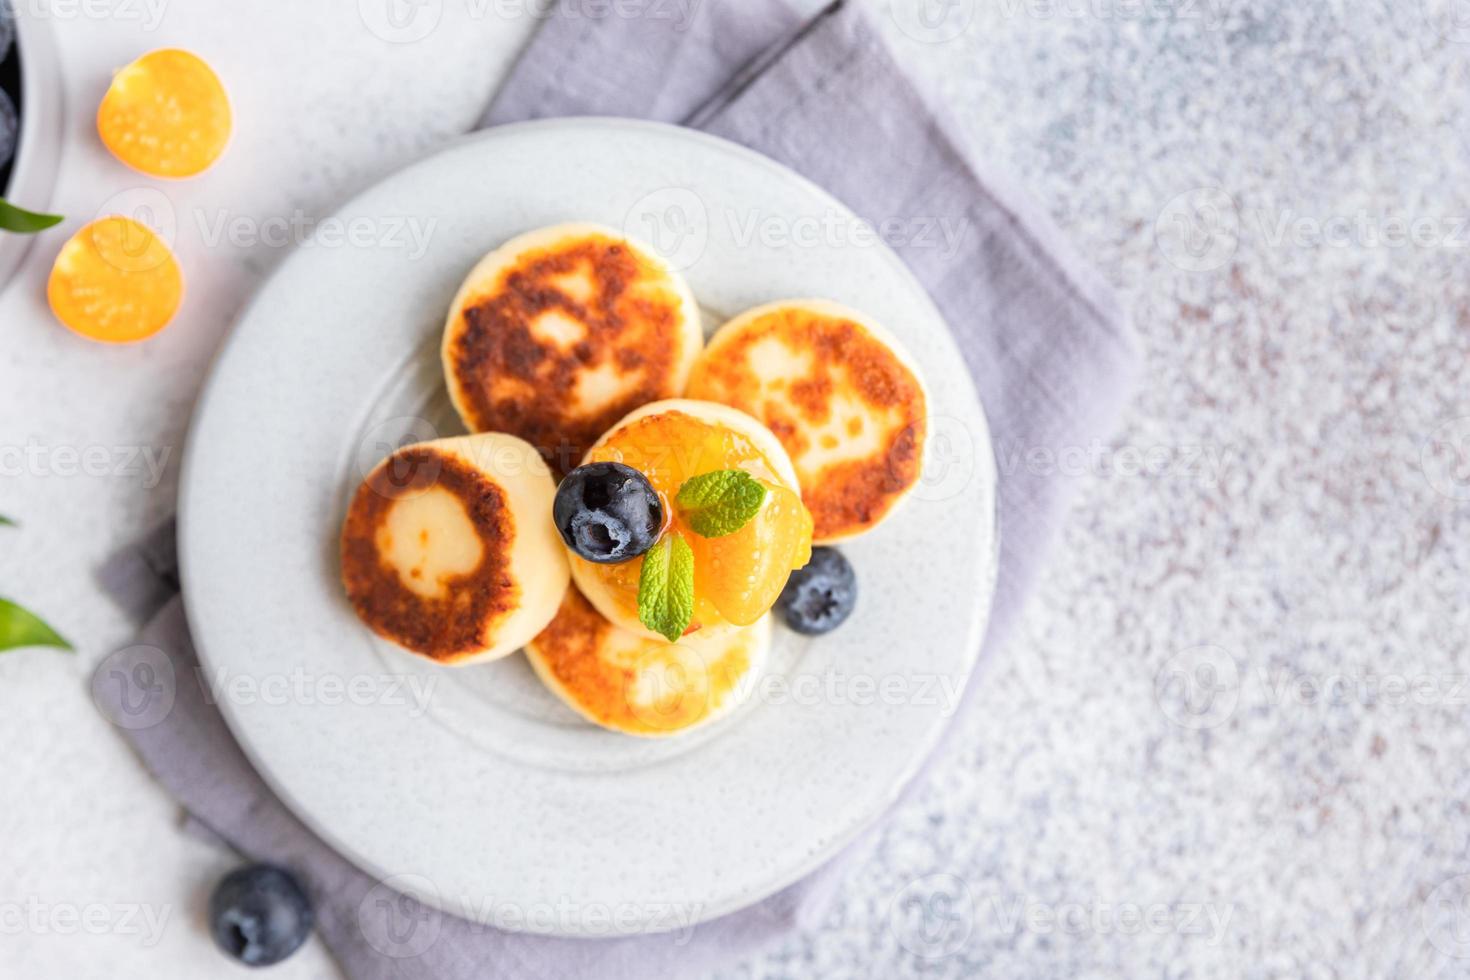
[341,224,929,736]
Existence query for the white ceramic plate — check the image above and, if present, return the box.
[180,118,997,937]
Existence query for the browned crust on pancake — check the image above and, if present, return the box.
[530,588,751,733]
[448,235,687,474]
[691,308,926,540]
[340,448,518,661]
[530,588,623,710]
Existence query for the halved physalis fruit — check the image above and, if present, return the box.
[97,49,231,178]
[48,216,183,344]
[567,399,813,640]
[686,481,812,627]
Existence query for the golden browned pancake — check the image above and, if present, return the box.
[686,299,929,543]
[525,586,769,737]
[340,433,568,665]
[442,223,703,473]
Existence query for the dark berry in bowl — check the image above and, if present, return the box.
[777,547,857,635]
[0,88,15,171]
[209,864,314,967]
[553,462,663,564]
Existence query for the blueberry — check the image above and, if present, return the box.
[0,89,15,171]
[777,547,857,635]
[209,864,314,967]
[553,462,662,564]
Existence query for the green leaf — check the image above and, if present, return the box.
[637,531,695,642]
[0,598,72,653]
[0,199,64,234]
[0,515,14,527]
[675,469,769,538]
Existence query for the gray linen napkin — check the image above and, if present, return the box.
[94,2,1138,977]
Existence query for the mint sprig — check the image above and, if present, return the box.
[675,469,768,538]
[637,530,694,642]
[0,598,72,653]
[0,517,72,654]
[0,199,64,235]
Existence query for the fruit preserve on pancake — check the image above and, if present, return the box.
[568,400,813,641]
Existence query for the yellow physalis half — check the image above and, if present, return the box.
[97,49,231,179]
[48,216,183,344]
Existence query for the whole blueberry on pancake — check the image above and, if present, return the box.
[687,299,929,544]
[553,462,663,564]
[340,432,568,664]
[441,223,703,473]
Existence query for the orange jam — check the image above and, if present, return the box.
[576,409,812,631]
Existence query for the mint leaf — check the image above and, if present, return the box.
[0,598,72,653]
[0,199,64,234]
[675,469,768,538]
[637,531,694,642]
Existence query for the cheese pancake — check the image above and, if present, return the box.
[340,433,568,665]
[568,399,809,641]
[686,299,928,543]
[442,223,702,473]
[526,586,769,737]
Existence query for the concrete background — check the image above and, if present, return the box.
[3,1,1469,977]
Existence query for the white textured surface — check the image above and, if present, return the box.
[3,1,1468,978]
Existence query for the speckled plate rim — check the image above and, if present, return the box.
[179,117,998,936]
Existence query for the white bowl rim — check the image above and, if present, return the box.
[0,2,64,290]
